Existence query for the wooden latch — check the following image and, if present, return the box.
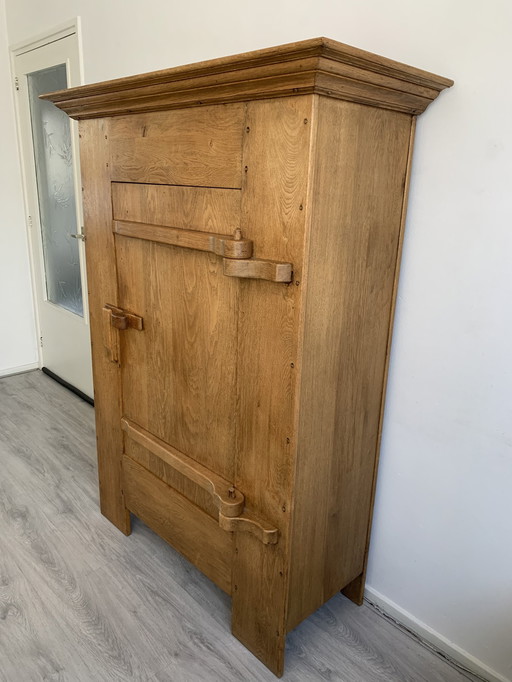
[102,304,143,363]
[113,220,292,283]
[122,417,279,545]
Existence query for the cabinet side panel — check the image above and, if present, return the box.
[287,98,413,630]
[79,119,129,534]
[231,96,314,676]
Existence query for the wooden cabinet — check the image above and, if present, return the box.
[44,38,452,676]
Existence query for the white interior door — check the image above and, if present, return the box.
[14,32,93,398]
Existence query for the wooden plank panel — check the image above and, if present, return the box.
[286,97,413,631]
[79,118,130,535]
[231,96,314,676]
[116,236,239,481]
[122,455,232,594]
[111,182,240,233]
[121,417,244,518]
[124,436,219,519]
[342,118,417,606]
[109,106,244,187]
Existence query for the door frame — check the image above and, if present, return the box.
[10,19,93,395]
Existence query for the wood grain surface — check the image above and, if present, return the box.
[111,182,241,233]
[230,95,314,675]
[79,118,130,535]
[0,371,481,682]
[41,37,453,119]
[122,455,232,594]
[286,98,413,630]
[113,220,253,259]
[342,117,418,608]
[116,235,239,481]
[121,417,245,518]
[109,106,244,187]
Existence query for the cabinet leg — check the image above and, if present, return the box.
[231,534,287,677]
[97,448,131,536]
[342,571,365,606]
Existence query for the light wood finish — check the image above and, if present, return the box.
[286,99,413,631]
[41,37,452,119]
[124,433,220,520]
[101,305,121,364]
[121,417,245,518]
[111,182,241,231]
[113,220,253,259]
[343,117,418,608]
[223,257,293,283]
[116,234,239,480]
[219,512,279,545]
[104,303,144,330]
[109,106,244,187]
[44,39,452,677]
[79,118,130,535]
[113,219,292,283]
[228,95,315,676]
[122,455,232,594]
[0,372,480,682]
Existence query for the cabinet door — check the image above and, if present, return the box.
[107,182,241,591]
[114,181,241,484]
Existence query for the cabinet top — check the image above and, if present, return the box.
[42,36,453,120]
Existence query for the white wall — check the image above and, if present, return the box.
[4,1,512,680]
[0,0,37,375]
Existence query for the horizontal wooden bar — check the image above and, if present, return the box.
[122,419,280,544]
[223,257,293,282]
[104,303,144,331]
[121,417,244,518]
[114,219,253,259]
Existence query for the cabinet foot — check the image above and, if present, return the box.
[99,488,131,536]
[342,572,365,606]
[231,533,287,677]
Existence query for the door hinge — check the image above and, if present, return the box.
[40,336,43,348]
[14,77,20,92]
[28,215,33,230]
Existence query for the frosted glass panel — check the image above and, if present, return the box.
[28,64,83,316]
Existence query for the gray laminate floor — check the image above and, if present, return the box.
[0,370,482,682]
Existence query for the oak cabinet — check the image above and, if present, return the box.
[45,38,452,676]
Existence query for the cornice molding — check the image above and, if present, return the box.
[41,37,453,119]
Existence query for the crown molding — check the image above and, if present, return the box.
[41,37,453,119]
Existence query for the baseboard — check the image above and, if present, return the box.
[364,586,509,682]
[0,363,39,378]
